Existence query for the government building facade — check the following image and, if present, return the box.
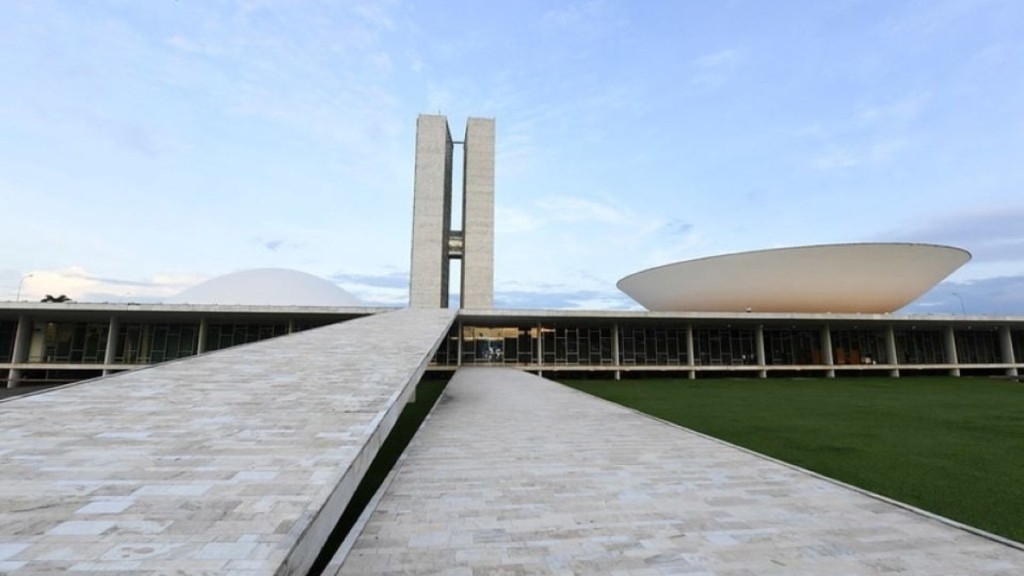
[3,115,1024,389]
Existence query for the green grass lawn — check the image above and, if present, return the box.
[561,376,1024,543]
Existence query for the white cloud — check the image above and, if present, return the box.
[540,0,615,35]
[814,149,862,170]
[866,138,908,163]
[496,205,544,235]
[693,48,741,70]
[811,138,908,171]
[690,48,742,89]
[880,206,1024,272]
[536,196,633,225]
[166,35,219,56]
[9,267,201,303]
[859,94,929,124]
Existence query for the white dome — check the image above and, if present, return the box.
[169,268,364,306]
[618,243,971,314]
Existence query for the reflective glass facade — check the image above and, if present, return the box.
[115,323,199,364]
[0,320,15,363]
[954,329,1002,364]
[831,329,888,365]
[205,323,288,352]
[35,322,109,364]
[764,329,822,365]
[5,306,1024,387]
[620,326,688,366]
[894,329,946,364]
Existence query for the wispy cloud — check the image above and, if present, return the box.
[859,94,929,124]
[4,267,201,303]
[83,114,161,157]
[813,138,908,171]
[662,219,695,237]
[903,275,1024,315]
[537,196,633,225]
[166,34,220,56]
[331,271,408,289]
[540,0,619,38]
[690,48,742,89]
[495,287,637,310]
[880,0,993,39]
[331,270,409,306]
[880,207,1024,265]
[814,149,862,171]
[495,206,544,234]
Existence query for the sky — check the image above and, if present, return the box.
[1,0,1023,314]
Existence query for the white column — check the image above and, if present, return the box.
[8,315,33,388]
[944,326,960,377]
[755,325,766,379]
[886,325,900,378]
[999,326,1017,377]
[103,316,120,376]
[537,323,544,377]
[821,324,834,378]
[612,323,621,381]
[197,318,208,354]
[456,320,463,367]
[686,324,695,380]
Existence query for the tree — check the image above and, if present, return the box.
[41,294,72,303]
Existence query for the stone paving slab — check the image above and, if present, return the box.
[0,308,455,575]
[336,367,1024,575]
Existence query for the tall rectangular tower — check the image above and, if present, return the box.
[409,115,453,308]
[409,115,495,309]
[461,118,495,309]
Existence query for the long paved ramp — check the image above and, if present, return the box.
[335,367,1024,574]
[0,308,455,575]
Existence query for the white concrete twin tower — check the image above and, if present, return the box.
[409,114,495,309]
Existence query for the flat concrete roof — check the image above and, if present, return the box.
[3,302,1024,327]
[456,307,1024,326]
[334,367,1024,574]
[0,308,455,574]
[0,301,391,317]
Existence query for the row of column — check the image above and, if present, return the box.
[483,323,1021,380]
[4,315,304,388]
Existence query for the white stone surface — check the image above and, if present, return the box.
[618,242,971,313]
[337,367,1024,575]
[0,308,455,575]
[169,268,364,306]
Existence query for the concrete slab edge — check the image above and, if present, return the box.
[276,387,407,576]
[290,311,456,575]
[321,379,451,575]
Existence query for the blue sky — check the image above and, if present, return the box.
[1,0,1022,313]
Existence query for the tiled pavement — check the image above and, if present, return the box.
[335,367,1024,575]
[0,308,455,575]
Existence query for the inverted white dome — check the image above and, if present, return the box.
[618,243,971,314]
[169,268,364,306]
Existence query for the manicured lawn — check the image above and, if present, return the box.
[561,376,1024,543]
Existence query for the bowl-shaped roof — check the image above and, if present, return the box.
[617,243,970,313]
[169,268,364,306]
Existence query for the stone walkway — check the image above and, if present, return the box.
[335,367,1024,575]
[0,308,455,575]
